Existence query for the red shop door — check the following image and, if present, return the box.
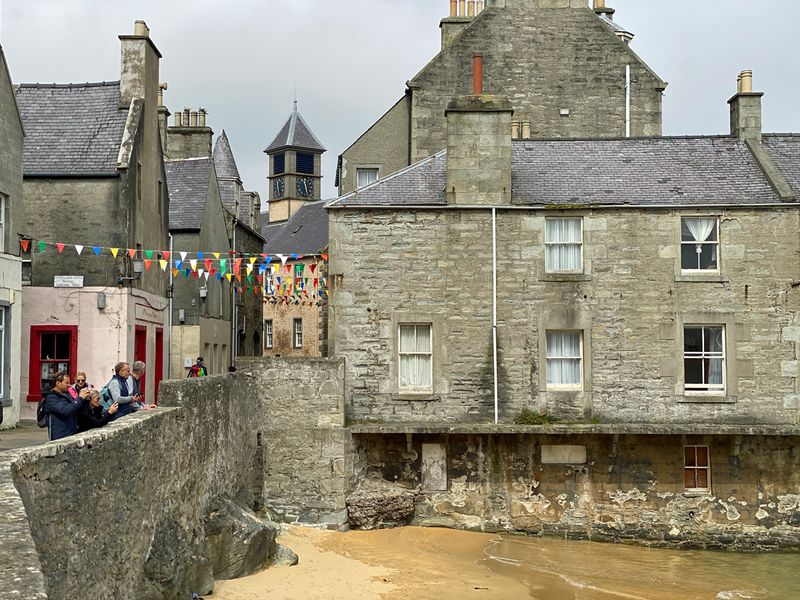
[135,325,147,396]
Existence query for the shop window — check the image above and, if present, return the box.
[28,325,77,402]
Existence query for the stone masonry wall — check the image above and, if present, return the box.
[239,357,350,526]
[329,206,800,425]
[3,373,271,600]
[353,432,800,550]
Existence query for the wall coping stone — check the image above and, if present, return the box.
[349,423,800,436]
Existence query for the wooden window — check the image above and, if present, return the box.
[545,217,583,273]
[27,325,78,402]
[546,330,583,388]
[398,323,433,392]
[681,217,719,272]
[356,168,379,189]
[293,318,303,348]
[684,445,711,491]
[265,320,273,349]
[684,325,725,393]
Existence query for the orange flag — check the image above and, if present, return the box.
[20,239,30,252]
[127,249,136,259]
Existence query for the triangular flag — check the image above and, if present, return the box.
[219,259,227,273]
[235,273,242,283]
[20,239,30,252]
[285,264,292,274]
[197,252,204,261]
[278,254,288,266]
[198,268,205,278]
[290,253,300,260]
[144,260,153,271]
[180,251,188,262]
[159,260,168,271]
[110,248,119,258]
[190,259,198,272]
[192,271,199,279]
[213,252,220,260]
[183,269,191,278]
[172,269,180,277]
[38,241,46,253]
[203,271,210,281]
[161,251,170,260]
[127,249,136,259]
[57,243,65,253]
[215,273,222,281]
[145,250,154,260]
[246,263,253,275]
[205,259,213,272]
[309,264,317,274]
[234,258,242,274]
[92,246,102,256]
[175,260,183,270]
[313,278,319,287]
[75,245,84,255]
[247,275,252,283]
[225,273,233,282]
[321,253,329,261]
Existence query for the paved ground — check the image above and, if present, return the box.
[0,420,49,451]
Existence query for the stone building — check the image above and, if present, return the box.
[262,104,328,357]
[262,201,328,357]
[165,156,232,376]
[324,69,800,544]
[15,21,169,407]
[336,0,666,194]
[0,46,24,428]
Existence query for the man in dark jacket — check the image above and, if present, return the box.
[44,371,85,441]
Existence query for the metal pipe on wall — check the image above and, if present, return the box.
[492,207,498,424]
[625,64,631,138]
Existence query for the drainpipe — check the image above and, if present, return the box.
[230,219,237,370]
[167,233,174,378]
[625,64,631,137]
[492,207,498,424]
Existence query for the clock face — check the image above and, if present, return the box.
[297,176,313,198]
[273,177,285,198]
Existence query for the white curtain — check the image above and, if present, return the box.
[546,218,582,271]
[708,328,724,385]
[684,217,716,251]
[399,325,432,389]
[357,169,378,189]
[546,332,581,386]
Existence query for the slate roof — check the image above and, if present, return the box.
[263,201,328,255]
[330,136,797,208]
[763,134,800,198]
[265,104,326,153]
[165,157,214,231]
[213,130,241,180]
[599,14,633,39]
[16,81,127,177]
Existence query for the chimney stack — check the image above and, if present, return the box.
[445,55,513,206]
[119,20,162,110]
[174,112,182,127]
[593,0,615,20]
[728,69,763,142]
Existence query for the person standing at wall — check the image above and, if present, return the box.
[128,361,156,409]
[68,371,90,399]
[77,389,118,432]
[187,357,207,378]
[108,362,140,419]
[44,371,87,441]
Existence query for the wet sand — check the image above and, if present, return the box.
[211,526,532,599]
[211,526,800,600]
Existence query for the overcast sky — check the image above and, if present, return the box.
[1,0,798,203]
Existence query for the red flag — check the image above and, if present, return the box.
[204,259,213,272]
[144,260,153,271]
[309,264,317,274]
[127,248,136,259]
[20,239,30,252]
[56,243,65,253]
[320,253,329,261]
[234,258,242,274]
[162,251,170,260]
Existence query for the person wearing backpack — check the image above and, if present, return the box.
[107,362,140,420]
[43,371,86,441]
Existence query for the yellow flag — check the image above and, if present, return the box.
[159,260,168,271]
[213,252,221,260]
[225,273,232,282]
[110,248,119,258]
[249,257,257,265]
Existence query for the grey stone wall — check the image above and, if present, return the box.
[166,126,213,159]
[239,357,350,525]
[0,50,23,257]
[351,432,800,549]
[329,206,800,425]
[230,223,265,358]
[4,374,271,599]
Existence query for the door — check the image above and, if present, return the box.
[28,325,78,402]
[134,325,147,397]
[154,328,163,404]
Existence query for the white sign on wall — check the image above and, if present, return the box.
[54,275,84,288]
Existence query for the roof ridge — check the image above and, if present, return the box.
[165,156,212,163]
[17,80,120,89]
[514,134,736,144]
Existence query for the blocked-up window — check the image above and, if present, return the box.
[546,331,582,388]
[356,168,379,189]
[684,325,725,393]
[545,217,582,273]
[399,323,432,392]
[681,217,719,271]
[684,446,711,491]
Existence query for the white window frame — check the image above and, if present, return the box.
[293,318,303,348]
[264,319,273,349]
[398,323,433,394]
[681,216,720,273]
[356,167,379,189]
[0,307,6,400]
[544,217,583,274]
[545,330,583,390]
[0,194,5,252]
[683,325,726,394]
[684,445,711,492]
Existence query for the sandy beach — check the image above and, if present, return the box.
[211,526,531,600]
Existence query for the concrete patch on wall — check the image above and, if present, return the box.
[421,443,447,491]
[541,444,586,464]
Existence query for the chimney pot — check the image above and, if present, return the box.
[477,0,484,13]
[183,108,190,125]
[740,70,753,93]
[459,0,466,16]
[472,53,484,96]
[522,121,531,139]
[158,82,167,107]
[199,109,207,127]
[175,112,182,127]
[593,0,605,8]
[511,121,520,140]
[468,0,475,17]
[450,0,457,17]
[190,111,198,127]
[134,20,149,37]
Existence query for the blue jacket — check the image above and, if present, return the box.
[44,389,83,441]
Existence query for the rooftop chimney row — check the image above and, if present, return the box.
[172,108,208,128]
[450,0,484,17]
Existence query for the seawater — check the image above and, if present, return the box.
[482,535,799,599]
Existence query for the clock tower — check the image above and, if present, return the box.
[264,101,326,223]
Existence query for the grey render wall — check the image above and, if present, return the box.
[0,50,23,256]
[230,223,265,357]
[328,206,800,425]
[239,357,349,524]
[338,96,410,195]
[166,126,213,160]
[339,4,664,193]
[5,374,266,600]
